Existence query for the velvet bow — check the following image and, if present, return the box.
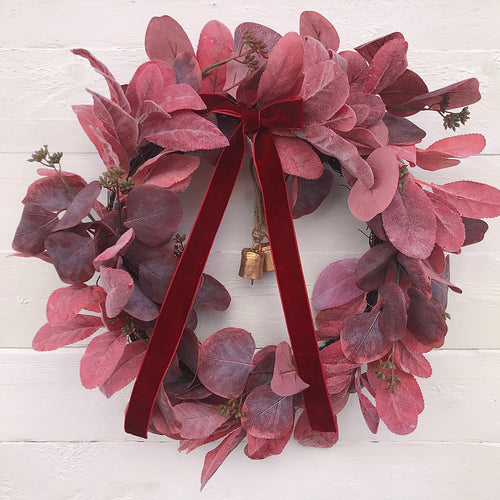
[125,93,336,438]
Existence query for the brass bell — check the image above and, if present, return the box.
[260,242,274,272]
[238,247,264,280]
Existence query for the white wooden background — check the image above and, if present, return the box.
[1,1,499,498]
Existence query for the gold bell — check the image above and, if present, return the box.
[260,242,274,272]
[238,247,264,280]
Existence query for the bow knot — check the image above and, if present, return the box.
[242,106,261,134]
[199,94,303,135]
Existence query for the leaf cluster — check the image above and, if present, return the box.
[11,8,500,491]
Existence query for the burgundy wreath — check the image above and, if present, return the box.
[12,11,500,489]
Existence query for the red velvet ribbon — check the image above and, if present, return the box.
[125,94,336,438]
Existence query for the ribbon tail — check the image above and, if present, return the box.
[124,123,246,438]
[253,128,337,432]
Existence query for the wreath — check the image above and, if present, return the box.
[12,11,500,489]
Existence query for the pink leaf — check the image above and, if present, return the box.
[299,11,340,51]
[124,185,183,246]
[132,152,200,191]
[312,259,366,310]
[347,93,386,129]
[32,314,103,351]
[355,242,398,291]
[234,22,282,54]
[316,319,343,340]
[355,375,379,433]
[126,61,176,117]
[159,84,206,113]
[400,330,433,355]
[197,20,234,93]
[150,387,182,438]
[426,193,465,252]
[348,147,400,221]
[383,114,426,145]
[145,16,195,64]
[326,371,353,394]
[195,273,231,311]
[326,104,357,132]
[407,287,447,348]
[123,285,159,322]
[12,203,58,255]
[22,173,86,212]
[425,245,446,275]
[301,61,350,125]
[394,342,432,378]
[99,341,146,397]
[198,328,255,398]
[45,231,96,284]
[409,78,481,111]
[382,69,429,116]
[378,282,408,341]
[302,36,330,69]
[241,384,294,439]
[339,50,368,88]
[376,370,424,435]
[93,228,135,271]
[142,110,229,152]
[80,330,127,389]
[382,179,437,259]
[172,52,202,92]
[88,90,138,156]
[290,169,334,218]
[463,217,489,246]
[257,32,303,104]
[416,151,460,172]
[304,124,374,187]
[397,254,432,298]
[46,285,105,325]
[72,105,129,172]
[200,428,246,490]
[320,341,360,377]
[174,402,229,440]
[72,49,130,112]
[245,431,291,460]
[341,312,392,364]
[273,135,324,179]
[138,255,178,304]
[427,133,486,158]
[245,346,276,392]
[329,388,350,414]
[431,181,500,219]
[271,342,309,397]
[178,422,240,453]
[99,267,134,318]
[416,134,485,171]
[355,32,405,63]
[293,410,339,447]
[55,181,101,231]
[316,294,367,326]
[364,39,408,94]
[340,121,389,154]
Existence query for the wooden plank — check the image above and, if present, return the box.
[1,47,498,153]
[5,153,500,253]
[3,152,500,349]
[1,440,499,499]
[0,349,498,443]
[1,0,499,51]
[3,247,500,349]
